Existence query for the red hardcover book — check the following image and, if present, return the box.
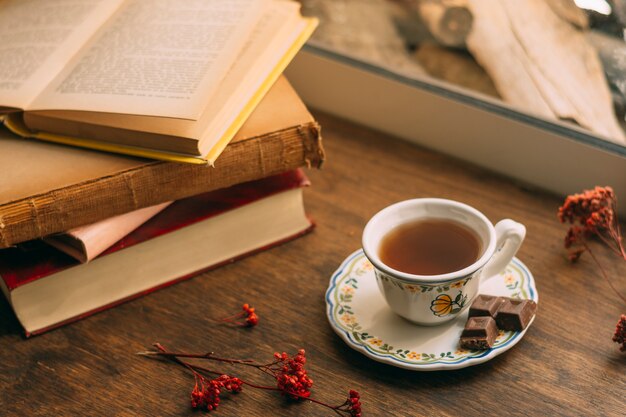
[0,170,313,336]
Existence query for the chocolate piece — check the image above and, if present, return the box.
[495,298,537,331]
[469,294,505,318]
[459,316,498,350]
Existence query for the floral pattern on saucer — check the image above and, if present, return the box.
[326,250,538,371]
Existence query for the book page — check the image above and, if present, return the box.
[29,0,268,120]
[25,2,305,142]
[0,0,124,109]
[198,3,309,156]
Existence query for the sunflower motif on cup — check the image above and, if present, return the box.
[429,292,468,317]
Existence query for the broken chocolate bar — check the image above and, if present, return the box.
[468,294,505,318]
[495,298,537,331]
[460,316,498,350]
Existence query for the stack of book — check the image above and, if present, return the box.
[0,0,323,336]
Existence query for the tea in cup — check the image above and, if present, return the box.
[362,198,525,326]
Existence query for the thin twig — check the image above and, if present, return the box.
[582,241,626,304]
[148,349,256,365]
[596,232,623,257]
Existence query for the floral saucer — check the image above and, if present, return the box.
[325,250,538,371]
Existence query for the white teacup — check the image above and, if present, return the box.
[362,198,525,326]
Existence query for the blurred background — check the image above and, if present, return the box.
[298,0,626,146]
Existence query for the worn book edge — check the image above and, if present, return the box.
[0,18,318,165]
[0,122,323,248]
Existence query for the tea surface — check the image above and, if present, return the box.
[379,219,480,275]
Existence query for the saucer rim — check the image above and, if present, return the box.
[325,249,538,371]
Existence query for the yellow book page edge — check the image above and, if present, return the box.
[1,113,204,164]
[0,17,318,165]
[204,17,319,166]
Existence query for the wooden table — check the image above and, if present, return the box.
[0,113,624,416]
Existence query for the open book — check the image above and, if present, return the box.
[0,0,316,164]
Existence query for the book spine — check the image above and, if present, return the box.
[0,123,323,248]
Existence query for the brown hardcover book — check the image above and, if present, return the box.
[0,77,324,248]
[0,0,317,164]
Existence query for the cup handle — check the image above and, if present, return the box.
[480,219,526,282]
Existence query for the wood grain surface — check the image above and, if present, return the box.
[0,112,624,416]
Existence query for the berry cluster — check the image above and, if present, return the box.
[220,303,259,327]
[558,186,622,261]
[242,304,259,327]
[559,186,615,229]
[558,187,625,352]
[190,375,243,411]
[272,349,313,399]
[344,390,363,417]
